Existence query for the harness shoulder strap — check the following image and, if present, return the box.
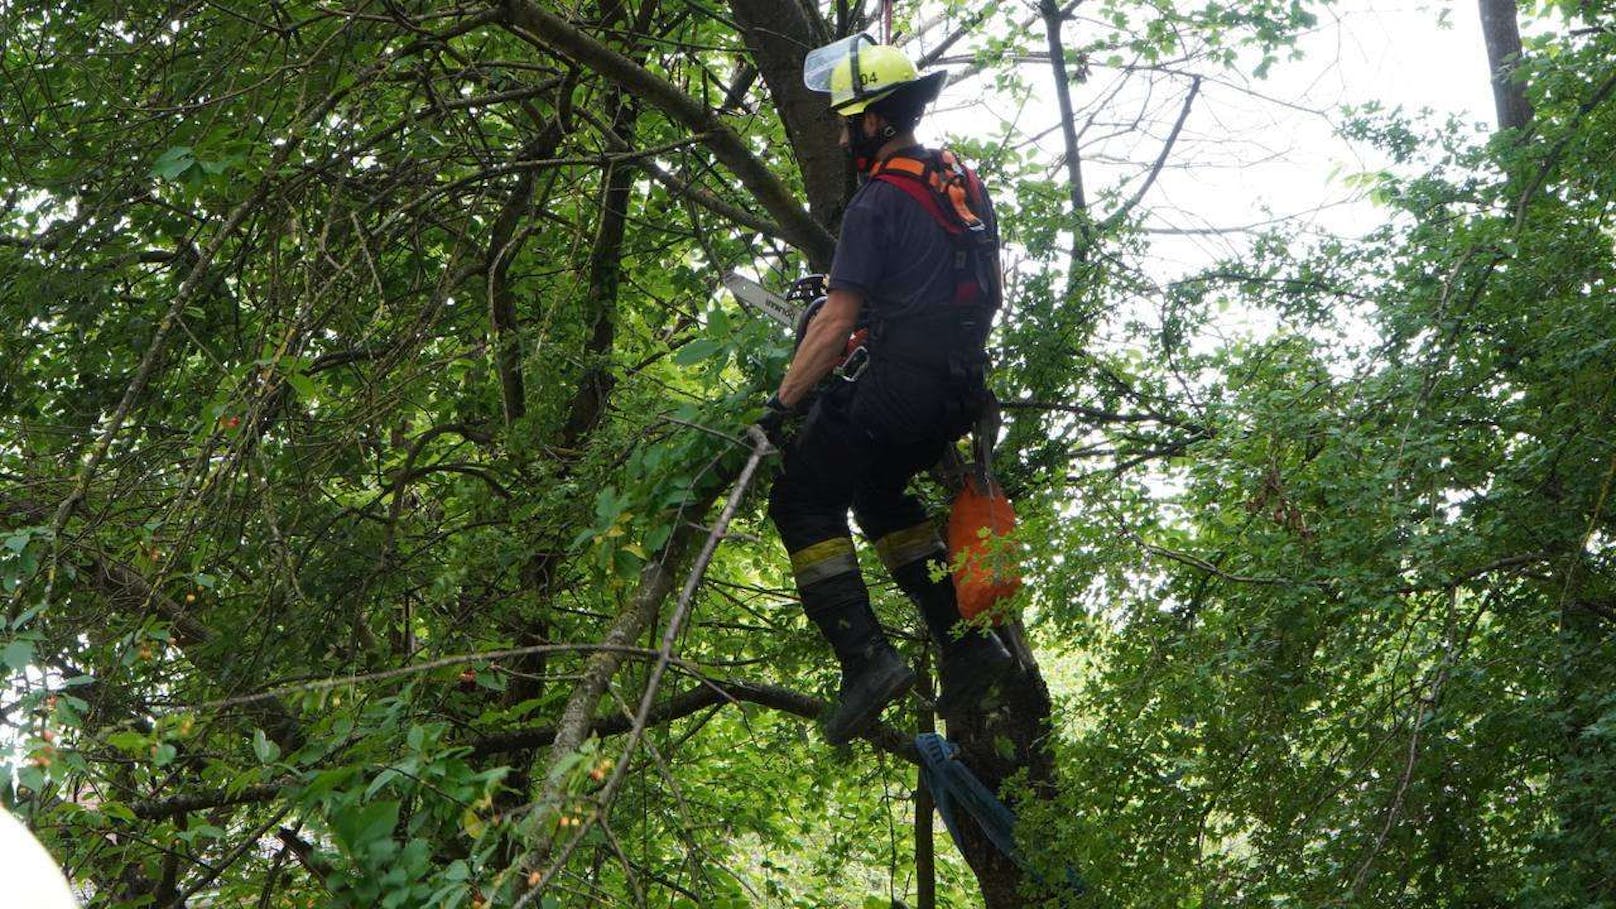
[872,151,992,239]
[935,150,987,234]
[869,149,1001,309]
[872,169,960,234]
[872,155,928,179]
[871,152,960,232]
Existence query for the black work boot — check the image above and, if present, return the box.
[891,559,1016,719]
[803,577,917,746]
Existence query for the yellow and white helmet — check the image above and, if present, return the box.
[803,34,947,115]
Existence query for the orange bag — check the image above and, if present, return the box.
[946,475,1022,622]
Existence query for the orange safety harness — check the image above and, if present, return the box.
[868,149,1002,310]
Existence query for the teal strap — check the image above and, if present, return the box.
[915,733,1085,894]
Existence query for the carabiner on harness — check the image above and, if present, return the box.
[835,344,871,382]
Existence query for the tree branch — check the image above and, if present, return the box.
[1000,396,1203,431]
[1040,0,1088,266]
[476,676,911,760]
[1101,75,1200,231]
[130,784,287,820]
[124,677,915,821]
[500,0,834,263]
[577,106,788,241]
[913,0,1003,69]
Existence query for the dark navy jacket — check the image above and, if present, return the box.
[827,147,999,326]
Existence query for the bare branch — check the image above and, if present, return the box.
[1039,0,1089,268]
[1101,75,1200,231]
[501,0,834,262]
[517,431,772,892]
[131,785,286,820]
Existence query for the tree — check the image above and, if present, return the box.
[10,1,1610,907]
[1011,9,1616,904]
[1479,0,1533,132]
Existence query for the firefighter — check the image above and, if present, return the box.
[758,36,1015,745]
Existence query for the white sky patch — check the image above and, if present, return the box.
[927,0,1495,266]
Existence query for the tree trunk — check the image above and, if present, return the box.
[948,624,1060,907]
[1478,0,1532,132]
[728,0,850,265]
[487,116,568,430]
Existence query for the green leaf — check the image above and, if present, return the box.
[286,370,318,400]
[4,529,33,553]
[9,604,43,632]
[107,731,149,754]
[993,735,1016,762]
[672,337,723,366]
[2,638,35,671]
[708,304,730,334]
[644,523,673,552]
[302,766,357,802]
[333,800,400,855]
[151,146,196,181]
[593,487,624,523]
[198,153,244,176]
[252,728,280,765]
[101,801,137,822]
[568,527,599,551]
[365,768,401,799]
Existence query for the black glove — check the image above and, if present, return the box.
[756,394,795,448]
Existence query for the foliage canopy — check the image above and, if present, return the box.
[2,0,1613,906]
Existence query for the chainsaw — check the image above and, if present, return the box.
[722,272,870,382]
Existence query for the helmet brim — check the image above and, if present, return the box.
[904,70,948,107]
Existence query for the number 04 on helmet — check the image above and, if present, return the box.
[802,34,947,115]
